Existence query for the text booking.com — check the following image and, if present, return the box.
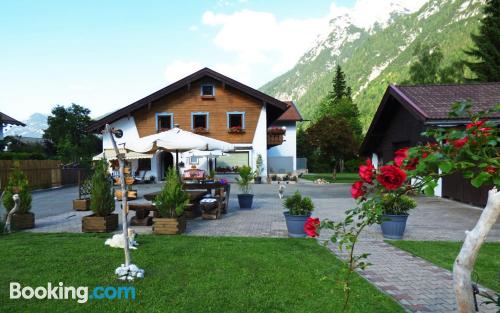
[9,282,136,303]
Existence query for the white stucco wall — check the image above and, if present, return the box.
[102,116,141,150]
[267,121,297,171]
[251,104,268,177]
[371,153,379,169]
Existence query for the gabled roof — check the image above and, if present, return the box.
[276,101,303,122]
[0,112,26,126]
[360,82,500,155]
[88,67,289,131]
[392,83,500,120]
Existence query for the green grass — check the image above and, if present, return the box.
[387,241,500,292]
[302,173,358,183]
[0,233,404,313]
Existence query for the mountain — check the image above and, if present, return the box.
[4,113,48,138]
[260,0,485,128]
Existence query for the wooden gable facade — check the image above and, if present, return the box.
[133,78,263,144]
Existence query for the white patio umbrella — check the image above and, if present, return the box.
[126,127,234,153]
[125,127,234,169]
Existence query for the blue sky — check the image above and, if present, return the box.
[0,0,359,120]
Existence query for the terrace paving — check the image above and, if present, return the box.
[25,181,500,312]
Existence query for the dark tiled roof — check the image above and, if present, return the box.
[393,83,500,120]
[88,67,289,131]
[276,101,303,122]
[0,112,25,126]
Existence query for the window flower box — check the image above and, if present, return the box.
[267,127,286,135]
[228,126,245,134]
[194,127,209,134]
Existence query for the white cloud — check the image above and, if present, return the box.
[202,9,327,75]
[164,60,203,83]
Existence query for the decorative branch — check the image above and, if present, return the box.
[453,188,500,313]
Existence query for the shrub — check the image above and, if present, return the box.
[344,158,364,172]
[89,159,115,216]
[1,161,32,213]
[236,165,255,194]
[155,168,189,218]
[283,191,314,216]
[380,194,417,215]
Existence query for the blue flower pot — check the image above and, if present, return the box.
[381,214,409,239]
[284,212,311,238]
[238,194,254,209]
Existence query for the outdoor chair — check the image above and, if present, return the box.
[134,170,147,184]
[200,197,221,220]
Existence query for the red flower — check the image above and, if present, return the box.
[466,120,486,129]
[359,159,375,183]
[376,165,407,190]
[351,181,365,199]
[394,147,420,170]
[304,217,320,237]
[452,137,468,148]
[394,148,409,167]
[485,166,497,175]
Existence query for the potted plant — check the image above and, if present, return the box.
[153,167,189,234]
[2,162,34,230]
[235,165,255,209]
[82,159,117,233]
[73,178,91,211]
[283,191,314,238]
[254,154,264,184]
[380,194,417,239]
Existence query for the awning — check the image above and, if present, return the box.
[92,149,153,161]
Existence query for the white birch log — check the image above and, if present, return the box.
[4,194,20,233]
[453,187,500,313]
[105,124,131,267]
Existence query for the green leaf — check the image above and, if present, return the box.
[439,161,454,174]
[471,172,491,188]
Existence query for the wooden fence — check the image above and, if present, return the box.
[0,160,87,190]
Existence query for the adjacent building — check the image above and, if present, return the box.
[360,83,500,206]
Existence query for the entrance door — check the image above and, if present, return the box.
[160,152,174,180]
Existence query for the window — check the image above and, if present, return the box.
[216,152,249,172]
[191,112,209,129]
[200,84,215,97]
[227,112,245,129]
[156,113,173,132]
[138,159,151,171]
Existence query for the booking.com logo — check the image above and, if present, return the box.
[9,282,136,303]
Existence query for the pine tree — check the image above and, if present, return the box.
[464,0,500,81]
[330,65,349,103]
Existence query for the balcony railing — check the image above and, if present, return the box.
[267,127,286,147]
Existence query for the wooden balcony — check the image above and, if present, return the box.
[267,127,286,148]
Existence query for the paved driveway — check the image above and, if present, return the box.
[27,182,500,241]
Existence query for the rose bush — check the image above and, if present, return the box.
[306,101,499,312]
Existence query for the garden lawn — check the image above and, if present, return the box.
[0,233,404,313]
[387,241,500,292]
[302,173,358,183]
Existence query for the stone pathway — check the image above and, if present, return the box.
[329,239,497,313]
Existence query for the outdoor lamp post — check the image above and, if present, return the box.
[104,124,144,280]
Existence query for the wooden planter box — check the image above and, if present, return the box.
[73,199,90,211]
[82,214,118,233]
[11,212,35,230]
[115,189,138,201]
[153,216,186,235]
